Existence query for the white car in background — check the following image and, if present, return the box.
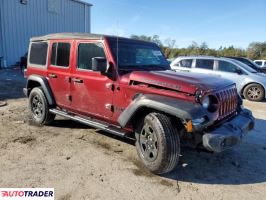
[171,56,266,102]
[254,60,266,67]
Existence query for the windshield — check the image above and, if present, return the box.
[238,58,260,70]
[108,38,170,70]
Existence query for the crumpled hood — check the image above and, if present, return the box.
[125,70,235,95]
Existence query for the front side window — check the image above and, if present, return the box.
[179,59,193,68]
[77,43,106,70]
[195,59,214,70]
[50,42,70,67]
[218,61,239,73]
[29,42,48,66]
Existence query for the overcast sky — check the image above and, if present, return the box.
[86,0,266,49]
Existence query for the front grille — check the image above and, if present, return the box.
[216,86,238,121]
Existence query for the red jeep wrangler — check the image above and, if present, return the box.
[24,33,254,174]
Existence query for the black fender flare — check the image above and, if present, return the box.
[25,75,55,105]
[118,94,208,127]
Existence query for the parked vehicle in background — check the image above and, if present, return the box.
[23,33,254,174]
[226,57,266,73]
[171,56,266,101]
[20,52,28,72]
[166,58,175,64]
[254,60,266,68]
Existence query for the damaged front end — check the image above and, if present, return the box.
[202,109,255,152]
[185,85,255,152]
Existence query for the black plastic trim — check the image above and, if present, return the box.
[26,75,55,105]
[202,109,255,152]
[118,94,208,127]
[49,108,127,137]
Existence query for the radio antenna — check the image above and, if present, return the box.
[116,20,119,69]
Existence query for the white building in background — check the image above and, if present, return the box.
[0,0,92,67]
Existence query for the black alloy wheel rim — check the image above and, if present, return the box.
[139,123,159,162]
[32,95,44,118]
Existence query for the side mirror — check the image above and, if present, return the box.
[92,57,107,72]
[235,69,243,75]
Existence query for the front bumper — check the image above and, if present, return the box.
[202,109,255,152]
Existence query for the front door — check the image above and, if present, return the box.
[214,60,245,92]
[47,41,72,109]
[70,41,114,119]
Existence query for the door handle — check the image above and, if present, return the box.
[48,73,57,78]
[72,78,83,83]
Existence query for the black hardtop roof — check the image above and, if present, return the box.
[30,33,105,41]
[30,33,155,45]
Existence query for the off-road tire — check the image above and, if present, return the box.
[243,83,265,102]
[29,87,55,125]
[135,112,180,174]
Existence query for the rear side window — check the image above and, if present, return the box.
[179,59,193,68]
[29,42,48,66]
[195,59,214,70]
[218,61,239,73]
[78,43,106,70]
[50,42,71,67]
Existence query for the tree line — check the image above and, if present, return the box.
[130,35,266,60]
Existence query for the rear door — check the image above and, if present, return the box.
[70,40,115,119]
[47,41,72,109]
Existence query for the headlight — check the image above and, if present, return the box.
[202,96,210,109]
[201,95,218,113]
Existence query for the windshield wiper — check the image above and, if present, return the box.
[143,64,169,70]
[118,64,168,71]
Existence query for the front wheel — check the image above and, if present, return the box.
[29,87,55,125]
[243,83,265,102]
[135,113,180,174]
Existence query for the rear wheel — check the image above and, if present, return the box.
[243,83,265,102]
[135,113,180,174]
[29,87,55,125]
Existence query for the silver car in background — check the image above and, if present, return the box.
[171,56,266,101]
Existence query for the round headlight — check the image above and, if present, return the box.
[202,96,210,109]
[202,95,219,113]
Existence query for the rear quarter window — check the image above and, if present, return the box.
[195,59,214,70]
[178,59,193,68]
[29,42,48,66]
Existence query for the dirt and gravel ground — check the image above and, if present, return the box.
[0,69,266,200]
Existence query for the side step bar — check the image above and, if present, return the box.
[49,109,127,137]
